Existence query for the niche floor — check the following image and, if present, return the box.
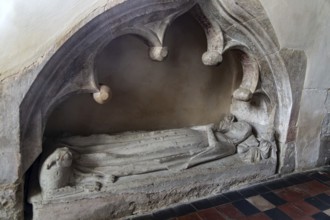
[131,167,330,220]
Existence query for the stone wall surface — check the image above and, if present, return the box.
[0,1,126,218]
[0,0,328,219]
[260,0,330,170]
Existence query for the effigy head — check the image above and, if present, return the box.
[48,147,73,169]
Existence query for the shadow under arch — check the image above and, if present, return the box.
[43,13,243,137]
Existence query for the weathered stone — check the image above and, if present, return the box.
[29,154,276,220]
[279,49,307,142]
[0,183,23,220]
[2,0,329,219]
[296,89,328,170]
[278,142,296,174]
[319,113,330,166]
[21,1,288,218]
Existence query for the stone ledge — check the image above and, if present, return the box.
[29,155,276,219]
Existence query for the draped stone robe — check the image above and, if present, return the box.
[58,124,237,185]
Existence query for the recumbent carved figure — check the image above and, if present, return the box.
[39,115,274,194]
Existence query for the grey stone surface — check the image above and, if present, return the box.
[37,118,268,196]
[275,49,307,174]
[18,0,292,178]
[319,113,330,166]
[29,154,276,220]
[280,49,307,143]
[296,89,328,170]
[326,90,330,112]
[1,0,327,219]
[260,0,330,172]
[39,147,73,193]
[0,183,23,220]
[237,136,275,164]
[22,1,285,218]
[317,90,330,166]
[279,142,296,174]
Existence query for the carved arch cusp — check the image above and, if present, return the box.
[117,27,168,62]
[149,46,168,61]
[233,54,259,102]
[93,84,112,104]
[190,3,224,66]
[202,50,223,66]
[144,18,172,61]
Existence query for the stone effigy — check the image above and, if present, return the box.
[38,115,274,195]
[0,0,310,218]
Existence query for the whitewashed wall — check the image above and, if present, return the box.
[0,0,125,81]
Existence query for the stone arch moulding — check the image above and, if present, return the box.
[20,0,301,179]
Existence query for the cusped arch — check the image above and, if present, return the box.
[19,0,294,176]
[223,43,260,102]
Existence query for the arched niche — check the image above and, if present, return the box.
[19,0,304,219]
[20,0,268,173]
[44,13,243,137]
[20,0,297,201]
